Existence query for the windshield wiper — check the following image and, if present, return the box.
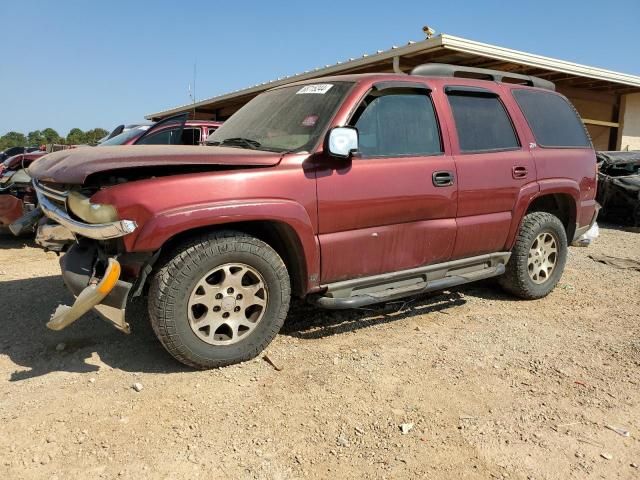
[210,137,262,150]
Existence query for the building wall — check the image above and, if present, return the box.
[618,92,640,151]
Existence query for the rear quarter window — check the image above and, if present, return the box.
[447,91,520,153]
[512,89,591,148]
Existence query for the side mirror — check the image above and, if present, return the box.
[327,127,358,159]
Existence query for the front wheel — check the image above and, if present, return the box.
[148,231,291,369]
[499,212,568,300]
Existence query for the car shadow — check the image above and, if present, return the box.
[0,231,36,249]
[0,275,189,381]
[281,290,467,340]
[2,274,509,380]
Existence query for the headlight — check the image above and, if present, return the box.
[67,191,119,224]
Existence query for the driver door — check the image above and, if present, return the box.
[316,87,458,284]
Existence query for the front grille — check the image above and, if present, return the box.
[34,180,69,211]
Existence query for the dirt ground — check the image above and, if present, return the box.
[0,226,639,480]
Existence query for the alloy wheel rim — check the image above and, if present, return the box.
[187,263,268,345]
[527,231,558,284]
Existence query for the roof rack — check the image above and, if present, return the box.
[410,63,555,91]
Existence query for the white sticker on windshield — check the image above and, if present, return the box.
[296,84,333,95]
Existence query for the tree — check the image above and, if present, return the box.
[0,131,27,151]
[84,128,109,145]
[41,128,61,144]
[66,128,86,145]
[27,130,45,146]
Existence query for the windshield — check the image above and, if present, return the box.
[99,126,149,146]
[207,82,352,152]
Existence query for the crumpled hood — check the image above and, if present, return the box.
[28,145,283,184]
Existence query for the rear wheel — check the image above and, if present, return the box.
[148,231,290,369]
[499,212,567,299]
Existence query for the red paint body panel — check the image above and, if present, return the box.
[316,155,457,282]
[531,149,597,226]
[30,73,598,295]
[0,195,23,225]
[319,219,456,282]
[28,145,283,184]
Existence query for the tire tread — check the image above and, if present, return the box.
[148,231,290,369]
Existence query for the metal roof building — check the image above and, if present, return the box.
[146,33,640,151]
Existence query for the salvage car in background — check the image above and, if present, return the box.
[0,146,41,162]
[597,151,640,226]
[0,150,48,228]
[1,115,222,237]
[99,122,152,144]
[100,115,221,147]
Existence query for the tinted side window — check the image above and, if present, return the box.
[447,93,519,152]
[350,93,442,157]
[181,128,201,145]
[513,90,591,148]
[136,128,177,145]
[137,127,200,145]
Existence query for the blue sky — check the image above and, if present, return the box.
[1,0,639,137]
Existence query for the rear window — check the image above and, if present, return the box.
[447,92,519,152]
[512,90,591,148]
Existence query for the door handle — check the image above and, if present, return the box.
[432,171,455,187]
[512,166,528,179]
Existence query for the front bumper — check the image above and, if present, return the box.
[50,244,133,333]
[34,180,137,240]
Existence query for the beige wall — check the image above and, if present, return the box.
[618,92,640,151]
[585,125,611,151]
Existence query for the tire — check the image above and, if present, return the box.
[498,212,568,300]
[148,231,291,369]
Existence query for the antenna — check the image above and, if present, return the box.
[188,63,197,104]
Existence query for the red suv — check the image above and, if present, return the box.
[29,64,598,369]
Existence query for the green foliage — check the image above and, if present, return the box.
[27,130,45,146]
[0,131,27,151]
[1,126,109,151]
[41,128,61,144]
[83,128,109,145]
[66,128,86,145]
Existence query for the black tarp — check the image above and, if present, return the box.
[597,151,640,225]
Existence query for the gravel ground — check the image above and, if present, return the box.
[0,225,639,479]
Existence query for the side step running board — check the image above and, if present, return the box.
[310,263,505,310]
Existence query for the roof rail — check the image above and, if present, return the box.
[411,63,555,91]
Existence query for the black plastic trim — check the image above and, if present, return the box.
[372,81,431,92]
[445,85,498,97]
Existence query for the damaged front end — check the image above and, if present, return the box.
[33,179,150,333]
[597,151,640,226]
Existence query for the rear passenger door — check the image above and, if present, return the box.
[443,85,535,259]
[316,86,457,283]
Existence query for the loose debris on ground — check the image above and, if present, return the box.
[0,225,638,479]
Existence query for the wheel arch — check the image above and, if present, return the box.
[525,193,577,240]
[159,220,311,298]
[131,198,322,294]
[507,180,580,249]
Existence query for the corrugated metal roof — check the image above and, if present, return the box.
[146,34,640,120]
